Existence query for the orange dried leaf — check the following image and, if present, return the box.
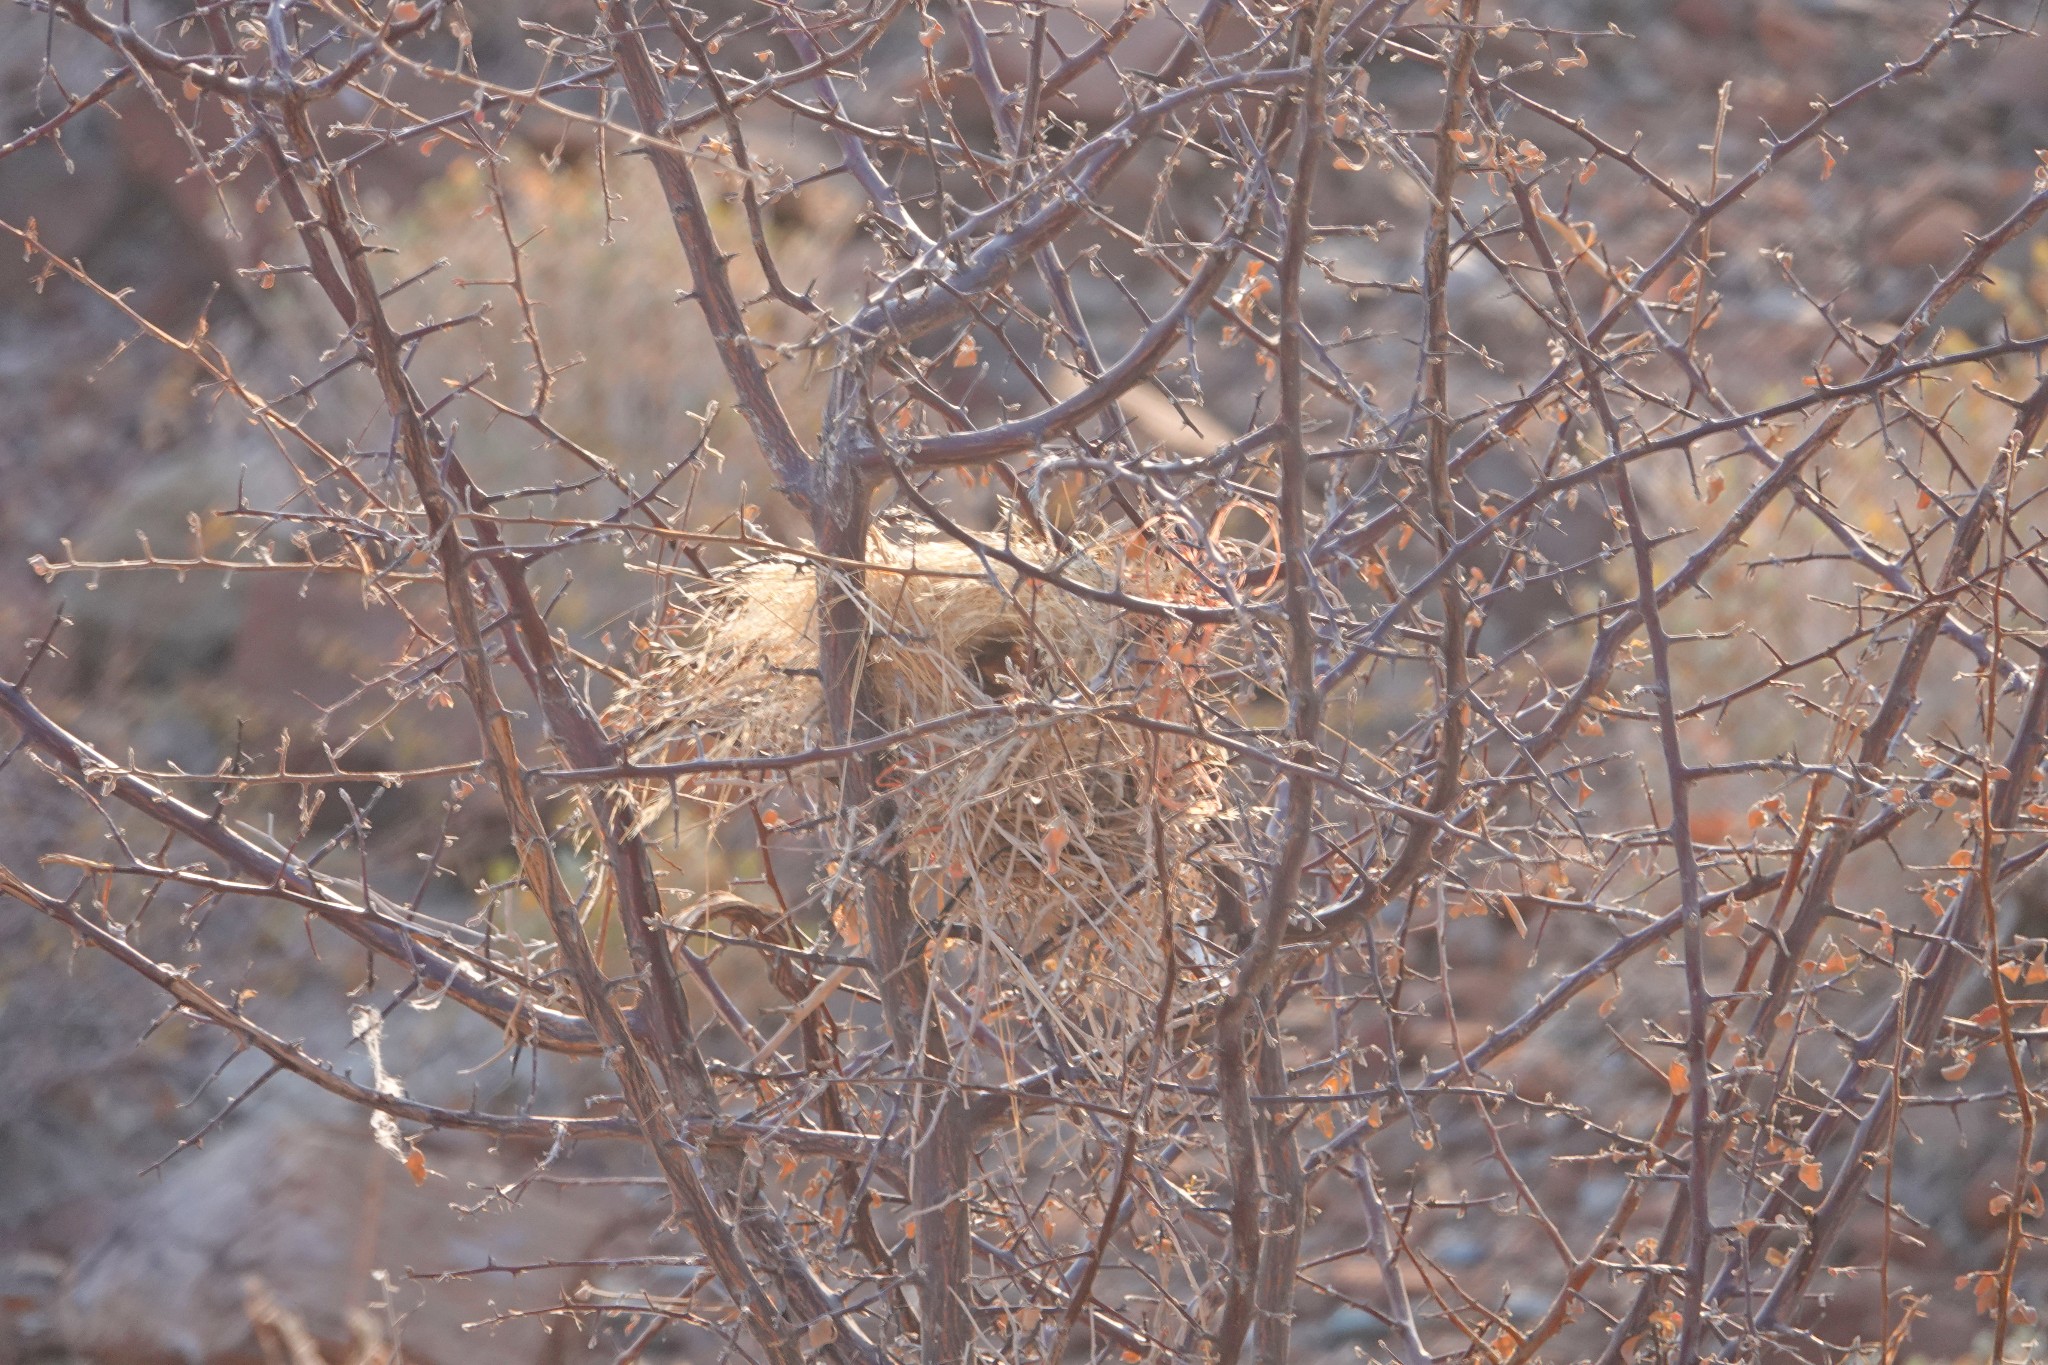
[1041,821,1070,873]
[1666,1060,1688,1094]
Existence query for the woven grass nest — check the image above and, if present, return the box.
[608,529,1231,1006]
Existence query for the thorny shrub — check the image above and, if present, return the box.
[6,1,2048,1362]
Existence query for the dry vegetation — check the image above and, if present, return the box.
[6,1,2048,1363]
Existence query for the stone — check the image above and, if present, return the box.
[61,1112,651,1365]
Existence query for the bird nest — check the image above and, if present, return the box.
[605,529,1233,1012]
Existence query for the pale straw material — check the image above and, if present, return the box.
[607,530,1231,1015]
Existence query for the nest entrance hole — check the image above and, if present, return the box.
[964,626,1029,700]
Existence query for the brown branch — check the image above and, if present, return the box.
[601,0,817,507]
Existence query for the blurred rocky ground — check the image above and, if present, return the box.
[2,2,2045,1361]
